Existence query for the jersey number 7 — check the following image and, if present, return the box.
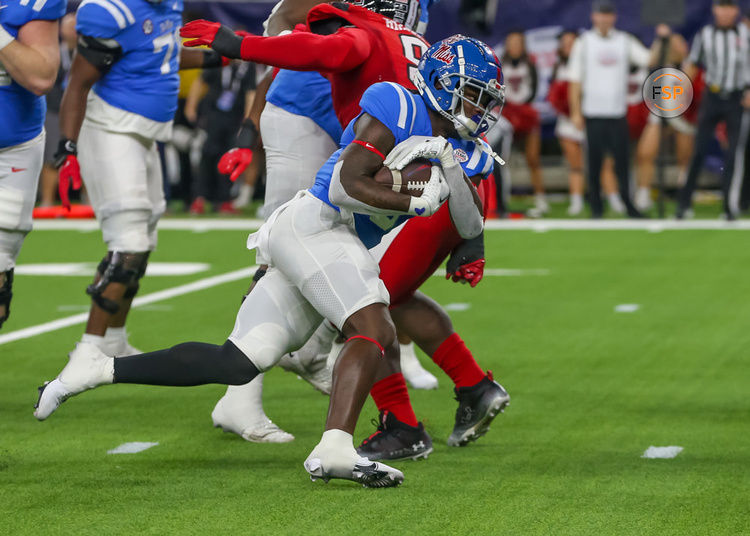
[153,29,180,75]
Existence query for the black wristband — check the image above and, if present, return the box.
[211,25,243,59]
[202,49,224,68]
[53,138,77,168]
[236,118,259,149]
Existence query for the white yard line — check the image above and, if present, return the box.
[642,446,683,459]
[29,218,750,232]
[0,266,256,346]
[107,442,159,454]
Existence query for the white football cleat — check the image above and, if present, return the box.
[211,386,294,443]
[34,342,114,420]
[304,434,404,488]
[278,351,332,395]
[400,343,438,390]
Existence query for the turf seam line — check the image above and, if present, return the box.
[0,266,257,346]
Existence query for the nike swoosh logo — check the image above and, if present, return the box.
[12,167,26,172]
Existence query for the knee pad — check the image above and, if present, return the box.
[123,252,149,300]
[0,268,14,329]
[230,321,295,372]
[86,251,149,313]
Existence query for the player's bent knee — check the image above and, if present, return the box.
[228,322,293,373]
[342,303,397,352]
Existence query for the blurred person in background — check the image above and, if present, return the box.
[635,26,696,213]
[500,30,546,217]
[568,0,656,219]
[39,13,75,207]
[549,30,585,216]
[186,58,256,215]
[677,0,750,220]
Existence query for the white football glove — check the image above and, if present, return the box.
[385,136,455,171]
[408,165,450,217]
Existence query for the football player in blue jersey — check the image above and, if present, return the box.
[0,0,65,330]
[51,0,225,357]
[210,0,437,445]
[35,35,504,489]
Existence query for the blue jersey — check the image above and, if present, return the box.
[309,81,492,249]
[0,0,66,148]
[75,0,183,122]
[266,70,342,144]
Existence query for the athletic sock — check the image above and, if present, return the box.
[81,333,105,349]
[431,333,486,389]
[369,373,418,427]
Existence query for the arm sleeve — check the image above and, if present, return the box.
[628,34,651,68]
[689,30,704,67]
[567,37,584,83]
[238,27,371,73]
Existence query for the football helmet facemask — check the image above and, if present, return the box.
[415,35,505,140]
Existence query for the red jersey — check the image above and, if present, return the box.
[306,3,430,126]
[235,3,429,128]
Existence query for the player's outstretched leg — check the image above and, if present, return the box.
[211,374,294,443]
[304,303,404,488]
[34,340,260,420]
[391,292,510,447]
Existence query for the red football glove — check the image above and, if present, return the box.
[58,155,82,211]
[446,258,485,287]
[180,19,221,48]
[218,148,253,182]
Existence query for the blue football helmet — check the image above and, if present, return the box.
[414,35,505,140]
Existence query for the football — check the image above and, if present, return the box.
[373,158,433,197]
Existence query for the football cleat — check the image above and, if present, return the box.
[400,342,438,390]
[211,389,294,443]
[34,342,114,420]
[356,411,433,461]
[303,455,404,488]
[447,371,510,447]
[277,350,332,395]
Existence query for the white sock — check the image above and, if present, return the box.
[104,327,127,342]
[317,429,356,456]
[570,193,583,205]
[534,193,548,208]
[219,374,268,424]
[81,333,105,349]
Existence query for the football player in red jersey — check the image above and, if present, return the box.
[180,1,429,128]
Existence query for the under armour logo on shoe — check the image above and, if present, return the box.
[460,407,475,424]
[414,207,425,215]
[412,441,425,451]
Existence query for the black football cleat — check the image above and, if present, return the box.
[357,411,433,461]
[447,371,510,447]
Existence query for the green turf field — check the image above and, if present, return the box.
[1,225,749,535]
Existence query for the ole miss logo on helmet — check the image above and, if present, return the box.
[432,43,456,65]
